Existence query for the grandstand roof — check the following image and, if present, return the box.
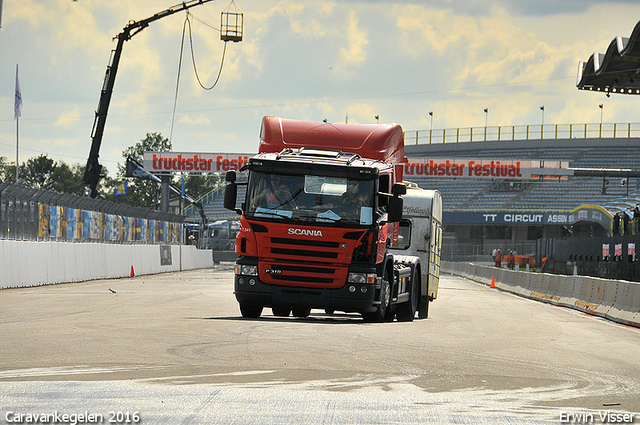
[577,19,640,95]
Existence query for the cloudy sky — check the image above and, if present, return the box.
[1,0,639,175]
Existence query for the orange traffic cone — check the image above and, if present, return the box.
[490,276,495,288]
[130,265,135,277]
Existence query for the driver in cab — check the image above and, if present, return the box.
[340,180,370,207]
[252,175,297,209]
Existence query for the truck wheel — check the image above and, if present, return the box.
[384,306,396,322]
[418,298,429,319]
[292,307,311,318]
[362,279,390,323]
[272,306,291,317]
[240,304,263,318]
[396,273,418,322]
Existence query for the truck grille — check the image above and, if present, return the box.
[257,236,354,288]
[271,237,339,248]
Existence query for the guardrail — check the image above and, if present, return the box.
[0,182,184,244]
[405,122,640,144]
[443,261,640,328]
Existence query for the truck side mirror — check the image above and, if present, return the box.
[224,183,238,211]
[388,196,403,223]
[391,182,407,196]
[225,171,237,182]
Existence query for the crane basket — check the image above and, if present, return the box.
[221,1,243,42]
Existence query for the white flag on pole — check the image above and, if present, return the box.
[14,65,23,120]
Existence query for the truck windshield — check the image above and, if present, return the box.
[245,172,375,225]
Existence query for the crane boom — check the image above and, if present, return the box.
[84,0,215,198]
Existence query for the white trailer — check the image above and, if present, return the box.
[390,184,443,319]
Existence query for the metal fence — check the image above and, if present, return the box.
[441,240,538,263]
[0,182,184,244]
[537,235,640,281]
[405,122,640,145]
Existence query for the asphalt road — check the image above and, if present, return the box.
[1,265,639,424]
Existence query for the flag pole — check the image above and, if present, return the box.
[15,64,21,184]
[16,115,19,184]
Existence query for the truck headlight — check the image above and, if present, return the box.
[235,264,258,276]
[348,272,376,284]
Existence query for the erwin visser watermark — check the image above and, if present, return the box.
[560,411,636,424]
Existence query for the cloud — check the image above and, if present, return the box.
[343,103,378,124]
[338,9,368,73]
[54,108,81,127]
[178,113,211,125]
[239,38,262,73]
[393,5,566,89]
[394,6,464,56]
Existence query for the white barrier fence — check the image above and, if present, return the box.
[442,262,640,328]
[0,240,214,289]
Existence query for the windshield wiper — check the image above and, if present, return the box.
[252,208,293,220]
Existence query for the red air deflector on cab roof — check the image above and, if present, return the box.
[259,116,407,164]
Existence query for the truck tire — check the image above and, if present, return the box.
[272,306,291,317]
[362,278,390,323]
[418,275,430,319]
[396,271,418,322]
[417,299,429,319]
[240,304,263,318]
[292,307,311,318]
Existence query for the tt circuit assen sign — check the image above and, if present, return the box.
[444,206,612,228]
[404,158,570,180]
[143,152,250,174]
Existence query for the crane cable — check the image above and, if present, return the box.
[187,12,228,91]
[170,12,228,142]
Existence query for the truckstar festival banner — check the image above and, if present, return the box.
[143,152,251,174]
[143,152,569,180]
[403,158,570,180]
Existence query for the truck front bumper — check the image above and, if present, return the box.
[234,273,380,314]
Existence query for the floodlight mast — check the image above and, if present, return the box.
[83,0,216,198]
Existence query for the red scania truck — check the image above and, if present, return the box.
[223,116,442,322]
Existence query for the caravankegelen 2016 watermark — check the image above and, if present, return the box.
[5,410,140,424]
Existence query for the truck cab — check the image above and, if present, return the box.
[203,219,240,250]
[224,116,440,322]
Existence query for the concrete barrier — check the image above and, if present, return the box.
[1,240,215,289]
[614,281,640,327]
[604,280,623,320]
[556,276,579,308]
[589,277,611,318]
[512,271,529,297]
[443,262,640,329]
[606,281,626,324]
[212,250,239,263]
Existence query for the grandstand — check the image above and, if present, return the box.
[184,184,242,223]
[406,137,640,212]
[405,136,640,260]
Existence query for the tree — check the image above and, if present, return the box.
[182,173,224,200]
[105,132,173,207]
[50,162,87,196]
[20,154,55,189]
[0,156,11,182]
